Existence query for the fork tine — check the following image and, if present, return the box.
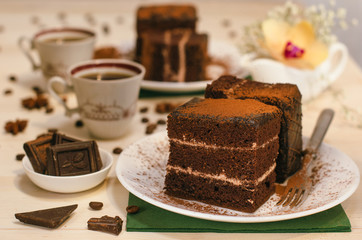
[282,188,298,206]
[276,188,292,206]
[290,188,304,207]
[295,188,310,207]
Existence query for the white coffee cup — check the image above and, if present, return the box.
[19,27,96,81]
[244,42,348,102]
[47,59,145,139]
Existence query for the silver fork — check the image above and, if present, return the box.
[276,108,335,207]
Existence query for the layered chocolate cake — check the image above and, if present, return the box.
[140,29,208,82]
[205,75,302,183]
[165,98,281,212]
[135,5,208,82]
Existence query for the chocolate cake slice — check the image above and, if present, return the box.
[15,204,78,229]
[205,75,302,183]
[165,98,281,213]
[139,29,208,82]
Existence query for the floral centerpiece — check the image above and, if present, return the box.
[240,1,349,101]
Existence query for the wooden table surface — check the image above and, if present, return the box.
[0,0,361,239]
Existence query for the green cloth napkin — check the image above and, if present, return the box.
[126,193,351,233]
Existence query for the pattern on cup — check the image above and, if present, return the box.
[80,99,138,121]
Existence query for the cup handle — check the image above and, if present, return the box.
[47,76,79,117]
[18,36,41,71]
[327,42,348,82]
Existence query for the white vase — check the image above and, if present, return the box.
[244,42,348,102]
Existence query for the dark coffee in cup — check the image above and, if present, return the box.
[42,36,88,44]
[80,72,133,81]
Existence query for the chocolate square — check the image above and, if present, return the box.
[23,134,54,173]
[87,215,123,235]
[52,133,81,144]
[46,141,102,176]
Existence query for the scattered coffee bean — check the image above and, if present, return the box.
[221,18,231,27]
[112,147,123,154]
[3,89,12,95]
[155,102,180,114]
[75,120,84,128]
[8,75,17,82]
[116,16,124,24]
[102,23,110,35]
[45,106,54,114]
[57,12,66,21]
[141,117,149,123]
[126,205,140,214]
[229,30,237,39]
[89,201,103,210]
[157,119,166,125]
[32,86,44,95]
[4,119,28,135]
[16,153,25,161]
[145,123,157,134]
[31,16,40,25]
[139,106,148,113]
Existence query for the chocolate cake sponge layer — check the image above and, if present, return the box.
[167,98,281,148]
[165,168,276,213]
[140,30,208,82]
[136,5,197,34]
[205,75,302,183]
[168,137,279,180]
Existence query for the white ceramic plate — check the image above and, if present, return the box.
[116,131,360,223]
[119,40,246,92]
[23,148,113,193]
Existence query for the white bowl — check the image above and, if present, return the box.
[22,148,113,193]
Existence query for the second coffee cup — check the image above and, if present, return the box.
[47,59,145,139]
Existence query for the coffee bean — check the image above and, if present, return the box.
[126,205,139,214]
[89,201,103,210]
[157,119,166,125]
[3,89,12,95]
[8,75,17,82]
[139,107,148,113]
[75,120,84,127]
[112,147,123,154]
[145,123,157,134]
[141,117,149,123]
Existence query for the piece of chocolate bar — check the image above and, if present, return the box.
[52,133,81,145]
[23,134,54,173]
[15,204,78,229]
[46,141,102,176]
[87,215,123,235]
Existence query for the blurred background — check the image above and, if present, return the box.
[0,0,361,66]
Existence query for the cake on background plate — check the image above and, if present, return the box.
[165,98,281,213]
[135,4,208,82]
[205,75,302,183]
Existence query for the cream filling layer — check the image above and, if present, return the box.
[170,134,278,151]
[166,162,276,190]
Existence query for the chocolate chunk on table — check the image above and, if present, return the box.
[87,215,122,235]
[15,204,78,229]
[23,134,54,173]
[46,141,102,176]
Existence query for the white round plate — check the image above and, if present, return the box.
[116,131,359,223]
[119,40,246,93]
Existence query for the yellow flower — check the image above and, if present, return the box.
[261,19,328,69]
